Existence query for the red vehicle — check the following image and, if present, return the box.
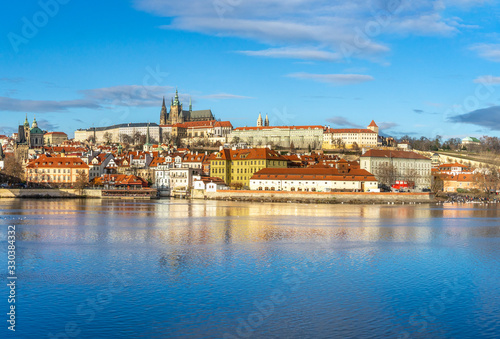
[392,180,414,191]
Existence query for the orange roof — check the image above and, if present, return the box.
[325,128,376,134]
[439,162,471,169]
[251,167,376,182]
[44,132,67,135]
[215,121,233,128]
[361,149,430,160]
[368,120,378,127]
[234,125,323,131]
[26,155,89,169]
[442,174,475,182]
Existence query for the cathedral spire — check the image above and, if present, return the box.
[173,88,180,106]
[264,113,269,127]
[24,113,29,127]
[189,97,192,111]
[32,115,38,128]
[257,113,263,127]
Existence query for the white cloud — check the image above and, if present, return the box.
[470,44,500,62]
[133,0,488,62]
[473,75,500,84]
[237,47,342,62]
[0,85,252,113]
[287,73,374,85]
[202,93,254,100]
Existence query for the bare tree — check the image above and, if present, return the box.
[2,155,23,180]
[376,162,397,187]
[103,132,113,144]
[121,134,133,144]
[473,165,500,196]
[74,170,89,194]
[431,173,445,193]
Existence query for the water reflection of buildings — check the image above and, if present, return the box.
[2,200,499,246]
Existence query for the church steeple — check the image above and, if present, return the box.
[160,96,167,125]
[257,113,263,127]
[264,114,269,127]
[189,97,192,111]
[173,88,180,106]
[24,114,29,127]
[32,115,38,128]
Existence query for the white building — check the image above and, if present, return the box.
[322,121,379,150]
[360,149,431,189]
[249,167,378,192]
[88,153,114,180]
[232,125,324,148]
[75,123,162,144]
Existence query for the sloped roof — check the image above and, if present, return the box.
[361,149,430,160]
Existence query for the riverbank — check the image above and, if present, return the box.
[0,188,156,199]
[194,190,435,204]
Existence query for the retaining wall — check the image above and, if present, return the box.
[199,190,434,204]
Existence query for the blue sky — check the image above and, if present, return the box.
[1,0,500,139]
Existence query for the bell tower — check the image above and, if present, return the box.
[169,89,184,124]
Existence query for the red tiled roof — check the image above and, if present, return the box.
[44,132,67,135]
[215,121,233,128]
[368,120,378,127]
[26,155,89,169]
[361,150,430,160]
[325,128,376,134]
[251,167,377,181]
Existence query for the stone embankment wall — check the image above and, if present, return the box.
[0,189,101,199]
[196,190,434,204]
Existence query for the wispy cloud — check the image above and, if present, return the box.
[80,85,173,107]
[473,75,500,84]
[0,96,102,113]
[449,106,500,130]
[0,85,253,113]
[413,108,438,115]
[378,122,399,130]
[134,0,488,62]
[325,116,362,128]
[37,119,59,131]
[470,44,500,62]
[288,73,374,85]
[202,93,254,100]
[237,47,342,62]
[0,77,24,84]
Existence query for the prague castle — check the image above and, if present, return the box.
[160,89,215,125]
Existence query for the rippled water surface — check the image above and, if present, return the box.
[1,199,499,338]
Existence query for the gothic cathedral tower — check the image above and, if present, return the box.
[159,97,167,125]
[169,89,184,124]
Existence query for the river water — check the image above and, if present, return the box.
[0,199,499,338]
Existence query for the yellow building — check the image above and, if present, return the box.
[209,148,287,187]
